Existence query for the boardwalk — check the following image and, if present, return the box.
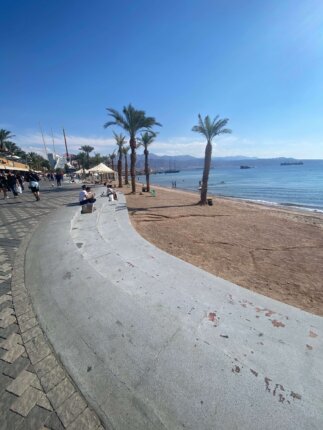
[0,183,103,430]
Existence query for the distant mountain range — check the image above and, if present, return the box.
[135,154,302,171]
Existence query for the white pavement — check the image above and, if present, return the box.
[25,188,323,430]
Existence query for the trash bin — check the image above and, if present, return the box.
[207,198,213,206]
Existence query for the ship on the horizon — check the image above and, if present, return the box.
[164,169,180,174]
[280,161,304,166]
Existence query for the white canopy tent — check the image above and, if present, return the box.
[75,168,89,174]
[88,163,117,182]
[88,163,115,174]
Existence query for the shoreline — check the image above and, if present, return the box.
[126,184,323,316]
[143,182,323,218]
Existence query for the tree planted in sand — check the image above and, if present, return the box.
[192,114,231,205]
[104,104,161,193]
[114,132,126,188]
[122,145,130,185]
[139,131,156,192]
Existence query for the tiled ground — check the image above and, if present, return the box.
[0,182,104,430]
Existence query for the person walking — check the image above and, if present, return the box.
[55,172,63,187]
[6,171,18,197]
[16,173,24,191]
[26,171,41,201]
[0,172,9,199]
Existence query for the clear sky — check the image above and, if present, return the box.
[2,0,323,158]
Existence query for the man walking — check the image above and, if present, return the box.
[6,171,18,197]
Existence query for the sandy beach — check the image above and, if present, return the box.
[125,185,323,316]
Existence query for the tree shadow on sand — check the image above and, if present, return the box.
[127,203,200,212]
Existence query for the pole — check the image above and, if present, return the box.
[39,124,48,159]
[62,128,69,163]
[51,128,56,155]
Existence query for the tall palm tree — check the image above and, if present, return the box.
[139,131,156,192]
[122,145,130,185]
[104,104,161,193]
[109,150,116,171]
[113,132,126,188]
[79,145,94,168]
[0,129,15,152]
[192,114,231,205]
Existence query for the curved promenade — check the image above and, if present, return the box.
[25,189,323,430]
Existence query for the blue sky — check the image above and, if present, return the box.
[2,0,323,158]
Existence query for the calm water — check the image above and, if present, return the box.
[139,160,323,211]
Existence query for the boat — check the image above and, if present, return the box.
[280,161,303,166]
[164,169,180,174]
[240,165,251,169]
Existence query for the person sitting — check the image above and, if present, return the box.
[79,185,87,204]
[106,185,114,201]
[85,187,96,203]
[79,186,96,205]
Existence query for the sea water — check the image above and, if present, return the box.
[139,159,323,211]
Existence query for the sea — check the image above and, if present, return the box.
[138,159,323,212]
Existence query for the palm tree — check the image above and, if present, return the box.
[122,145,130,185]
[0,129,15,152]
[113,132,126,188]
[109,150,116,171]
[104,104,161,193]
[75,152,87,170]
[93,152,102,166]
[139,131,156,192]
[192,114,231,205]
[79,145,94,168]
[26,152,48,171]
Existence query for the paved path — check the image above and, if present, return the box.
[25,190,323,430]
[0,183,103,430]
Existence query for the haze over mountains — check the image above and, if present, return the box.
[136,154,304,171]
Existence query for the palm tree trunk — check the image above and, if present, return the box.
[86,152,90,169]
[118,155,122,188]
[130,137,136,193]
[124,154,129,184]
[144,147,150,192]
[200,141,212,205]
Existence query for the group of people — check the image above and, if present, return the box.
[79,185,96,206]
[78,183,118,209]
[0,171,41,201]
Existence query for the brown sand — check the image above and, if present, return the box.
[125,186,323,316]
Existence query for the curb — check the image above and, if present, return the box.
[11,219,105,430]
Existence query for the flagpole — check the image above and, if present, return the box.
[62,127,69,163]
[39,124,48,159]
[51,128,56,156]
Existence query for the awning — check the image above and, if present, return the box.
[0,165,30,172]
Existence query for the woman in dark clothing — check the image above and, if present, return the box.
[0,173,8,199]
[6,171,18,197]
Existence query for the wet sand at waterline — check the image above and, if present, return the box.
[125,185,323,316]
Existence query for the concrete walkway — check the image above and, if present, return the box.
[25,188,323,430]
[0,183,103,430]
